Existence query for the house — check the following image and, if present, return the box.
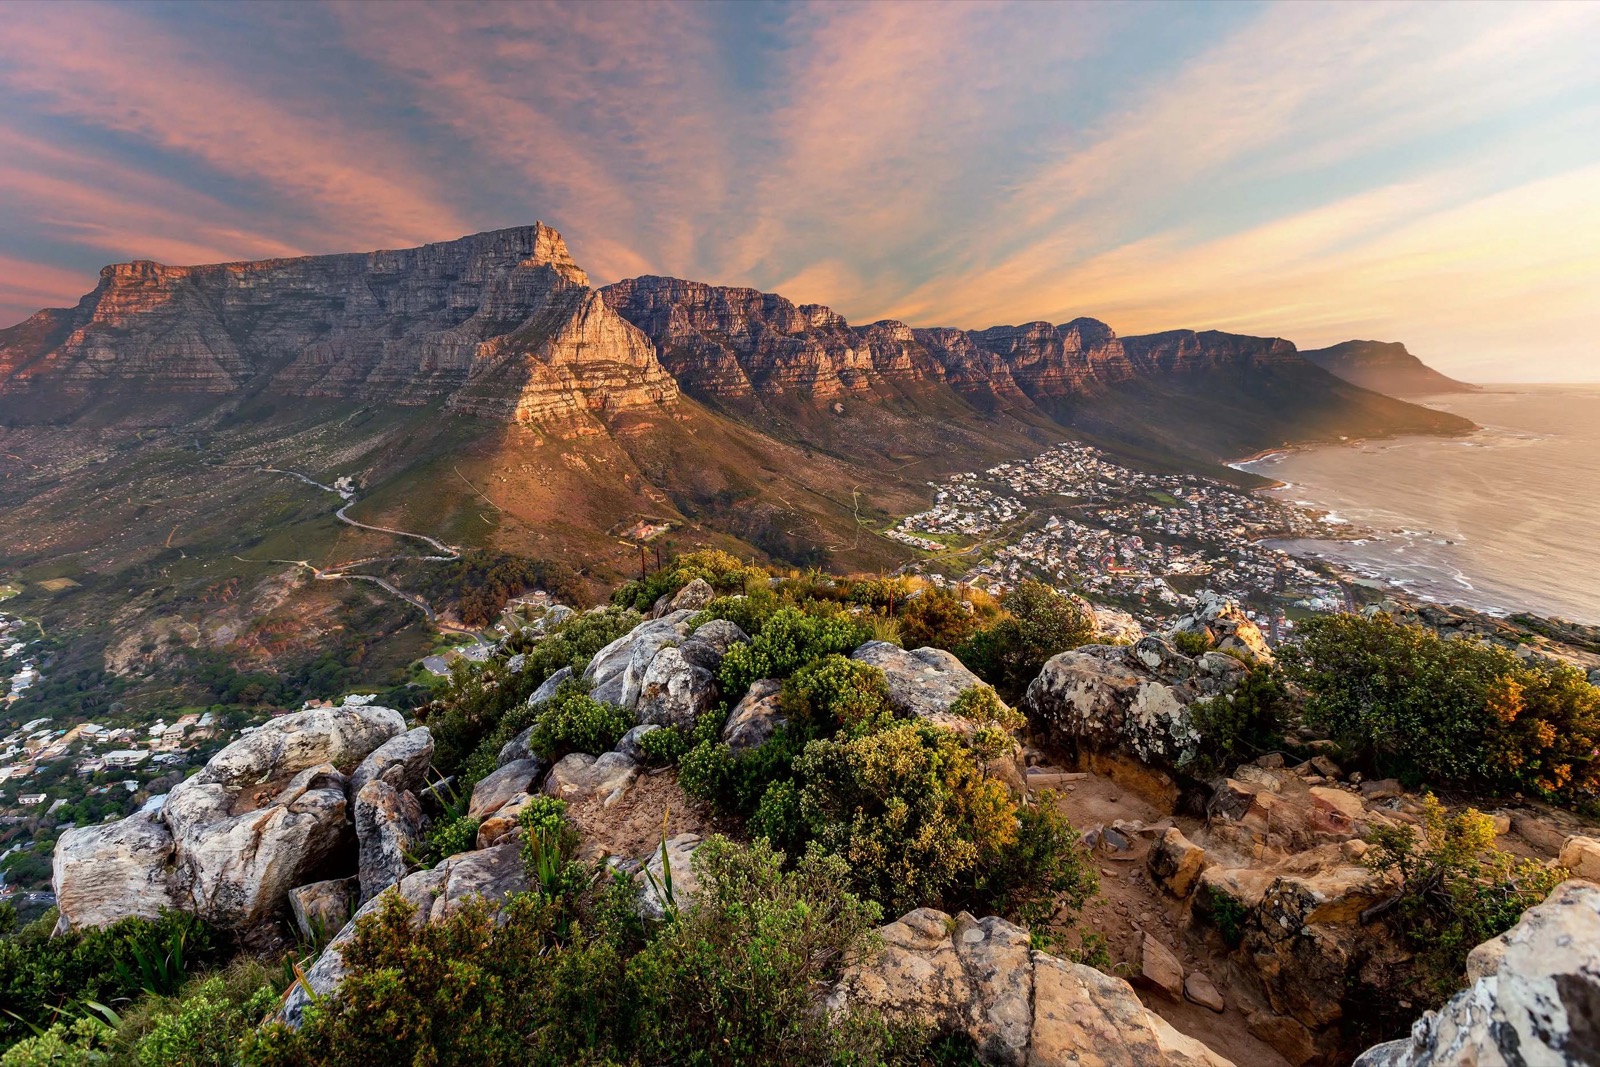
[103,749,151,769]
[17,793,46,806]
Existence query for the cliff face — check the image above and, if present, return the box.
[1299,340,1475,396]
[0,224,678,425]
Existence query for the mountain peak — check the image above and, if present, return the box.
[1300,339,1475,396]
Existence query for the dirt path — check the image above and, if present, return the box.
[1044,770,1292,1067]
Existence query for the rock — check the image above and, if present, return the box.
[614,724,661,762]
[1557,834,1600,881]
[636,832,702,919]
[829,907,1235,1066]
[677,618,747,673]
[349,726,434,796]
[582,611,696,707]
[1247,1011,1316,1067]
[1308,755,1342,779]
[283,840,528,1027]
[669,577,715,611]
[525,665,572,708]
[287,877,357,942]
[1358,778,1402,801]
[196,704,405,786]
[51,808,186,932]
[354,780,423,903]
[1232,764,1282,792]
[1512,812,1573,853]
[1354,880,1600,1067]
[1308,786,1364,821]
[1184,972,1225,1012]
[468,758,546,820]
[721,678,787,753]
[1147,827,1207,899]
[636,646,718,728]
[1131,932,1185,999]
[1022,649,1199,768]
[1091,607,1145,645]
[850,641,996,724]
[1168,590,1274,663]
[543,751,638,807]
[164,762,353,930]
[1256,753,1286,769]
[475,791,534,849]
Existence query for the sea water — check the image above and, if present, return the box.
[1237,385,1600,625]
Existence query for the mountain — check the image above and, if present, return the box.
[1299,339,1476,396]
[0,225,1477,604]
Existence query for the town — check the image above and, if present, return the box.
[890,442,1354,633]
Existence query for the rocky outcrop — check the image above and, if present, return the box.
[1353,880,1600,1067]
[721,678,786,753]
[543,752,638,807]
[829,908,1234,1066]
[288,877,357,942]
[1299,340,1474,397]
[1168,591,1274,663]
[636,646,718,727]
[354,781,424,904]
[582,609,699,708]
[53,704,409,934]
[636,832,702,920]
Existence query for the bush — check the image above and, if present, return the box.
[1171,629,1213,657]
[130,970,278,1067]
[611,550,768,612]
[948,686,1025,733]
[246,837,901,1067]
[523,680,634,762]
[958,792,1097,931]
[956,582,1093,698]
[1284,613,1600,804]
[1181,664,1292,779]
[780,655,894,729]
[1365,795,1567,1005]
[791,720,1017,915]
[718,607,870,695]
[0,910,222,1049]
[636,725,692,766]
[898,586,994,651]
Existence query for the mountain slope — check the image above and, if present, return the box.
[1300,339,1475,396]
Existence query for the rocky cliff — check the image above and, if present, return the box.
[0,223,678,425]
[1299,340,1474,397]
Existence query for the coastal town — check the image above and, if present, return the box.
[890,442,1354,634]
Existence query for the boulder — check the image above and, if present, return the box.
[468,758,546,820]
[476,791,534,849]
[615,723,661,762]
[721,678,787,753]
[354,780,424,903]
[196,704,404,786]
[1353,880,1600,1067]
[1557,834,1600,881]
[287,877,357,942]
[829,907,1234,1067]
[636,646,718,728]
[1023,649,1199,767]
[163,762,353,930]
[1147,827,1207,899]
[543,751,638,807]
[678,619,748,674]
[1091,606,1145,645]
[1131,932,1185,999]
[283,840,528,1027]
[583,610,697,708]
[636,832,702,920]
[526,665,573,708]
[850,641,998,725]
[1185,972,1225,1013]
[52,808,187,933]
[669,577,715,611]
[349,726,434,796]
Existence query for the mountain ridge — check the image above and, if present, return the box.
[1300,338,1475,396]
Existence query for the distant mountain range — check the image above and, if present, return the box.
[0,223,1473,589]
[1300,339,1475,397]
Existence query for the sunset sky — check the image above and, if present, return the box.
[2,0,1597,381]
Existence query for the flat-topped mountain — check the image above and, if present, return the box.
[1300,339,1475,396]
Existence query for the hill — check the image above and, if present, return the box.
[1299,339,1476,396]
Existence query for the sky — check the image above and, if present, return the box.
[1,1,1598,382]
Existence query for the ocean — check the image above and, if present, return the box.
[1236,385,1600,625]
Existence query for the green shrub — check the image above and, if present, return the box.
[637,724,692,765]
[410,813,480,867]
[424,607,640,777]
[611,550,768,612]
[0,1016,113,1066]
[1181,664,1292,779]
[130,971,277,1067]
[948,685,1025,733]
[718,607,869,694]
[956,581,1093,698]
[245,837,899,1067]
[0,911,221,1049]
[1171,629,1213,657]
[780,655,893,729]
[692,587,780,638]
[1364,795,1567,1006]
[959,792,1097,930]
[791,720,1017,915]
[524,681,634,762]
[898,586,995,651]
[1283,613,1600,803]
